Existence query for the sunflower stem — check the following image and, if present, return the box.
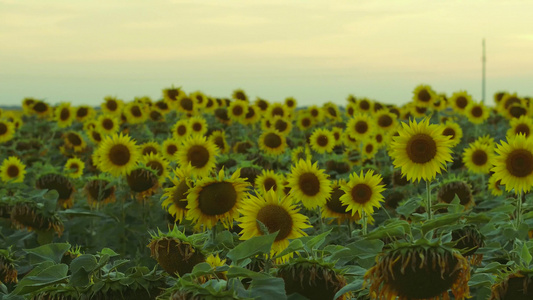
[426,180,432,220]
[210,225,218,245]
[361,210,368,235]
[516,190,523,229]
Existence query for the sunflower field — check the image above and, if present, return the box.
[1,86,533,299]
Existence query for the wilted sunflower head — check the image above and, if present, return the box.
[35,173,75,209]
[490,269,533,300]
[84,176,116,207]
[126,167,160,201]
[451,225,485,265]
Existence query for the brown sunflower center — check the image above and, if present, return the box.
[355,121,368,134]
[365,144,374,153]
[67,133,82,146]
[91,131,102,142]
[166,89,179,100]
[166,144,178,156]
[187,145,210,168]
[515,124,531,136]
[106,100,118,110]
[177,125,187,136]
[76,107,88,118]
[359,100,370,110]
[257,100,268,111]
[7,165,19,178]
[108,144,131,166]
[506,149,533,177]
[406,134,437,164]
[301,118,311,127]
[263,177,277,192]
[275,120,288,132]
[126,168,158,193]
[310,109,319,117]
[317,135,329,147]
[130,106,142,117]
[235,91,246,100]
[180,98,193,111]
[376,134,383,143]
[69,163,79,172]
[156,101,168,110]
[60,108,70,121]
[232,105,244,116]
[142,146,157,156]
[327,107,337,117]
[442,128,456,139]
[245,107,256,119]
[0,123,7,135]
[150,111,162,121]
[456,96,468,109]
[378,115,393,128]
[504,96,521,109]
[33,102,48,112]
[471,106,483,117]
[417,89,431,102]
[102,118,114,130]
[174,180,190,209]
[326,188,349,214]
[256,204,293,241]
[264,133,282,148]
[509,105,527,118]
[298,172,320,196]
[350,184,372,204]
[272,107,284,117]
[471,149,488,166]
[192,122,202,132]
[146,161,164,176]
[197,182,237,215]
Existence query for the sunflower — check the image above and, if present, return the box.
[237,189,311,260]
[449,91,472,113]
[101,96,124,115]
[307,105,325,122]
[143,152,170,182]
[321,180,362,224]
[254,169,285,196]
[437,179,474,209]
[84,176,116,207]
[476,134,496,148]
[227,100,248,123]
[232,89,248,102]
[296,113,314,131]
[208,130,229,154]
[242,105,261,125]
[233,141,253,154]
[287,159,332,209]
[507,115,533,139]
[36,173,76,209]
[189,91,207,109]
[440,121,463,147]
[355,98,373,114]
[345,102,357,117]
[465,102,490,124]
[87,129,103,145]
[491,134,533,193]
[506,103,529,119]
[331,127,344,146]
[186,168,249,229]
[346,114,373,141]
[254,97,270,113]
[63,131,87,152]
[176,95,196,115]
[270,116,292,136]
[74,105,94,122]
[94,133,140,177]
[267,103,289,119]
[499,92,523,111]
[126,167,160,201]
[463,141,494,174]
[375,109,397,132]
[291,146,312,164]
[309,128,335,154]
[54,102,74,128]
[171,119,190,139]
[162,165,193,224]
[258,130,287,156]
[339,170,385,218]
[32,100,52,118]
[493,91,507,106]
[163,86,186,107]
[0,119,15,143]
[140,141,160,156]
[177,135,219,178]
[124,102,147,124]
[362,140,379,159]
[389,119,453,182]
[203,97,218,113]
[64,157,85,179]
[284,97,297,110]
[0,156,26,183]
[188,116,208,136]
[487,173,504,196]
[96,114,120,135]
[323,102,341,120]
[412,84,437,107]
[22,97,37,114]
[409,104,429,118]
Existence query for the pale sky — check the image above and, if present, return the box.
[1,0,533,107]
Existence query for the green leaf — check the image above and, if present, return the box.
[522,243,532,266]
[396,198,420,218]
[227,232,277,266]
[42,190,59,213]
[70,254,98,287]
[334,279,364,300]
[24,243,71,264]
[365,220,409,239]
[226,266,270,279]
[272,239,304,260]
[304,229,332,251]
[12,264,68,295]
[99,248,119,257]
[421,213,462,234]
[249,277,287,300]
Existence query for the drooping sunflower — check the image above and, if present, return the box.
[54,102,74,128]
[389,119,453,182]
[339,170,385,217]
[126,167,160,201]
[287,159,332,209]
[143,152,170,182]
[186,168,249,230]
[491,134,533,193]
[412,84,437,107]
[449,91,472,114]
[346,114,373,141]
[507,115,533,139]
[463,141,494,174]
[64,157,85,179]
[96,114,120,135]
[437,179,474,209]
[140,141,160,156]
[309,128,335,154]
[84,176,116,207]
[171,119,190,139]
[238,189,311,260]
[124,102,147,124]
[258,130,287,156]
[465,102,490,124]
[0,156,26,183]
[94,133,140,177]
[101,96,124,115]
[36,173,76,209]
[188,116,208,136]
[177,135,219,178]
[254,169,285,196]
[162,165,193,224]
[440,121,463,147]
[208,130,229,154]
[0,119,15,143]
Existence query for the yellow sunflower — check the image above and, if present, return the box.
[507,115,533,139]
[389,119,453,182]
[449,91,472,113]
[140,141,160,156]
[345,102,357,117]
[346,114,373,141]
[267,103,289,119]
[123,102,147,124]
[87,129,103,145]
[254,169,285,196]
[296,113,314,131]
[188,116,208,136]
[63,131,87,152]
[465,102,489,124]
[96,114,120,135]
[0,119,15,143]
[162,86,186,107]
[291,146,312,164]
[331,127,344,146]
[284,97,297,111]
[54,103,74,128]
[74,105,94,123]
[375,109,397,132]
[258,130,287,156]
[177,135,219,178]
[208,130,229,154]
[440,121,463,147]
[242,105,261,125]
[162,165,193,224]
[187,168,250,229]
[463,141,494,174]
[362,140,379,159]
[162,138,180,161]
[32,101,52,118]
[237,189,311,261]
[488,174,504,196]
[499,93,523,112]
[307,105,325,122]
[21,97,37,115]
[94,133,140,177]
[203,97,219,113]
[176,95,196,114]
[270,116,293,136]
[0,156,26,183]
[101,96,124,115]
[143,152,170,182]
[412,84,437,107]
[340,170,385,217]
[232,89,248,102]
[64,157,85,179]
[355,98,373,114]
[491,134,533,193]
[172,119,190,139]
[287,159,332,209]
[228,100,248,123]
[254,97,270,113]
[321,180,364,224]
[323,102,341,121]
[309,128,335,154]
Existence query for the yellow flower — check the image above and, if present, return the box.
[340,170,385,217]
[0,119,15,143]
[0,156,26,183]
[64,157,85,179]
[440,121,463,147]
[177,135,219,178]
[491,134,533,193]
[449,91,472,113]
[287,159,332,209]
[96,114,120,135]
[101,96,124,115]
[309,128,335,154]
[208,130,229,154]
[258,130,287,156]
[54,102,74,128]
[188,116,208,136]
[507,115,533,139]
[346,114,373,141]
[463,141,494,174]
[162,165,193,224]
[465,102,490,124]
[143,153,170,182]
[254,169,285,196]
[412,84,437,107]
[94,133,140,177]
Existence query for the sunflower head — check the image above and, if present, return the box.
[84,175,116,207]
[162,165,194,224]
[437,179,474,209]
[490,269,533,300]
[64,157,85,179]
[36,173,76,209]
[412,84,437,107]
[126,167,160,201]
[0,156,26,183]
[463,140,494,174]
[451,225,485,266]
[177,135,219,178]
[94,133,140,177]
[11,201,64,236]
[0,247,18,284]
[287,159,332,209]
[340,170,385,218]
[258,130,287,156]
[491,134,533,193]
